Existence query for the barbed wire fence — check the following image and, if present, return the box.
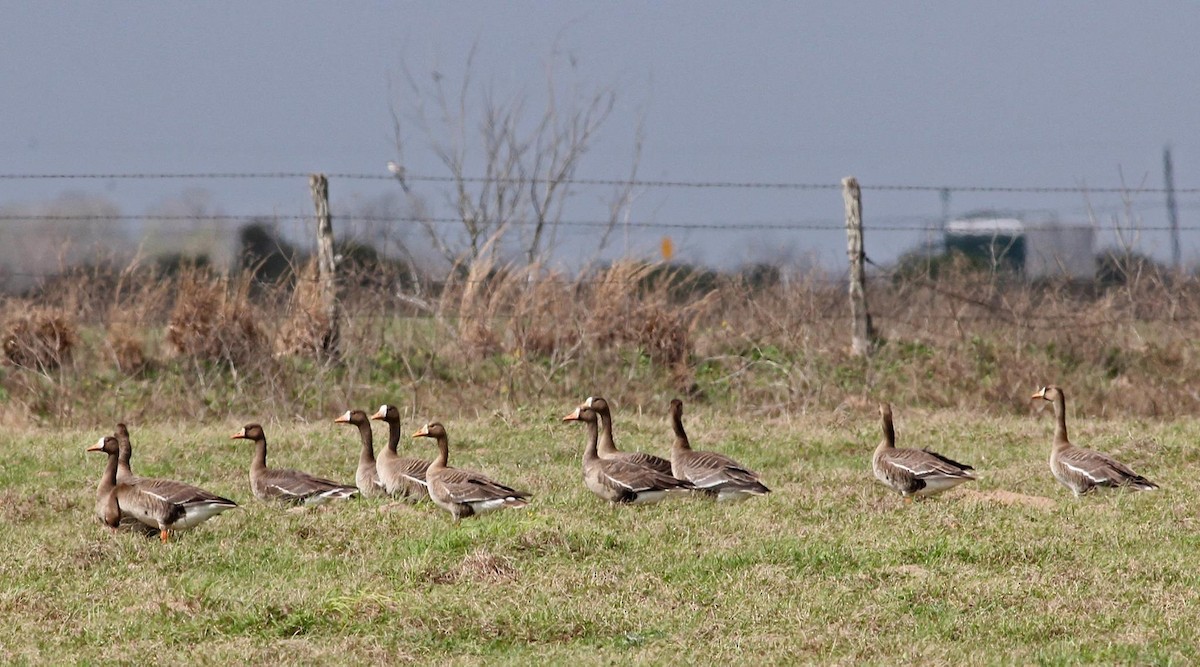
[2,170,1197,356]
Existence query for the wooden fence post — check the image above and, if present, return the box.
[843,176,874,357]
[310,173,340,357]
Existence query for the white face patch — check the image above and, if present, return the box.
[96,436,106,448]
[584,397,595,407]
[340,410,353,422]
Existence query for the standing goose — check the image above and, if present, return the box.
[231,424,359,505]
[88,436,236,543]
[584,396,673,474]
[872,403,976,500]
[563,405,694,504]
[370,404,431,500]
[111,423,239,526]
[1033,385,1158,496]
[668,399,771,501]
[333,409,386,497]
[411,422,529,520]
[115,423,240,512]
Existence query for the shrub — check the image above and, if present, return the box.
[275,260,338,359]
[165,269,265,366]
[2,305,78,370]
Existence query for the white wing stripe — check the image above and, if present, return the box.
[1061,461,1106,483]
[601,472,636,490]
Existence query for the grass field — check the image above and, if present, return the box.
[2,403,1198,664]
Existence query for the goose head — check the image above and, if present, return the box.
[562,406,598,424]
[370,404,400,423]
[231,424,266,441]
[411,422,447,440]
[334,409,368,426]
[87,435,119,455]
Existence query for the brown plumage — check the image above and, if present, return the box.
[88,436,236,543]
[668,399,770,501]
[563,405,693,504]
[1033,385,1158,496]
[370,404,431,500]
[872,403,976,500]
[333,409,386,497]
[111,423,238,530]
[231,424,358,505]
[411,422,528,521]
[584,396,673,474]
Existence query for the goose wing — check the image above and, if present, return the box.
[611,451,673,475]
[135,477,238,508]
[596,458,692,494]
[433,468,528,504]
[886,447,977,481]
[676,450,771,496]
[259,468,358,503]
[1058,446,1157,489]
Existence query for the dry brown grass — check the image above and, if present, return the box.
[2,255,1200,425]
[165,268,265,366]
[275,260,337,358]
[2,304,78,371]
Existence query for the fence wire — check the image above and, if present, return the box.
[2,171,1198,194]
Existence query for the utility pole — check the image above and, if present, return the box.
[1164,145,1180,272]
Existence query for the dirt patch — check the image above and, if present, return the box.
[887,564,930,577]
[429,549,518,585]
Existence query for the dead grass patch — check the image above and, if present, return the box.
[2,304,78,370]
[276,260,337,358]
[165,269,265,365]
[429,548,518,584]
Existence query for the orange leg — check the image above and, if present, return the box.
[160,529,170,544]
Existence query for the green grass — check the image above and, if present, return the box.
[2,406,1199,664]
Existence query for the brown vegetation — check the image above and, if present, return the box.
[2,304,78,371]
[165,269,265,366]
[275,260,337,359]
[2,255,1199,425]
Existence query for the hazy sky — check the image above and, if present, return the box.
[3,2,1198,270]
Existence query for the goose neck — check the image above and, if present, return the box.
[596,408,618,455]
[386,419,401,454]
[251,436,268,471]
[582,419,601,463]
[671,412,691,451]
[356,420,376,463]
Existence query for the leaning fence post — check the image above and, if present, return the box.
[309,173,340,357]
[843,176,875,357]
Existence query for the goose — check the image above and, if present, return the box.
[563,405,694,504]
[88,436,237,542]
[115,423,240,514]
[411,422,529,520]
[370,404,431,500]
[668,399,771,501]
[872,403,976,500]
[333,409,386,497]
[583,396,673,474]
[231,424,359,505]
[1033,385,1158,496]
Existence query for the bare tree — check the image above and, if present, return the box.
[390,41,643,269]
